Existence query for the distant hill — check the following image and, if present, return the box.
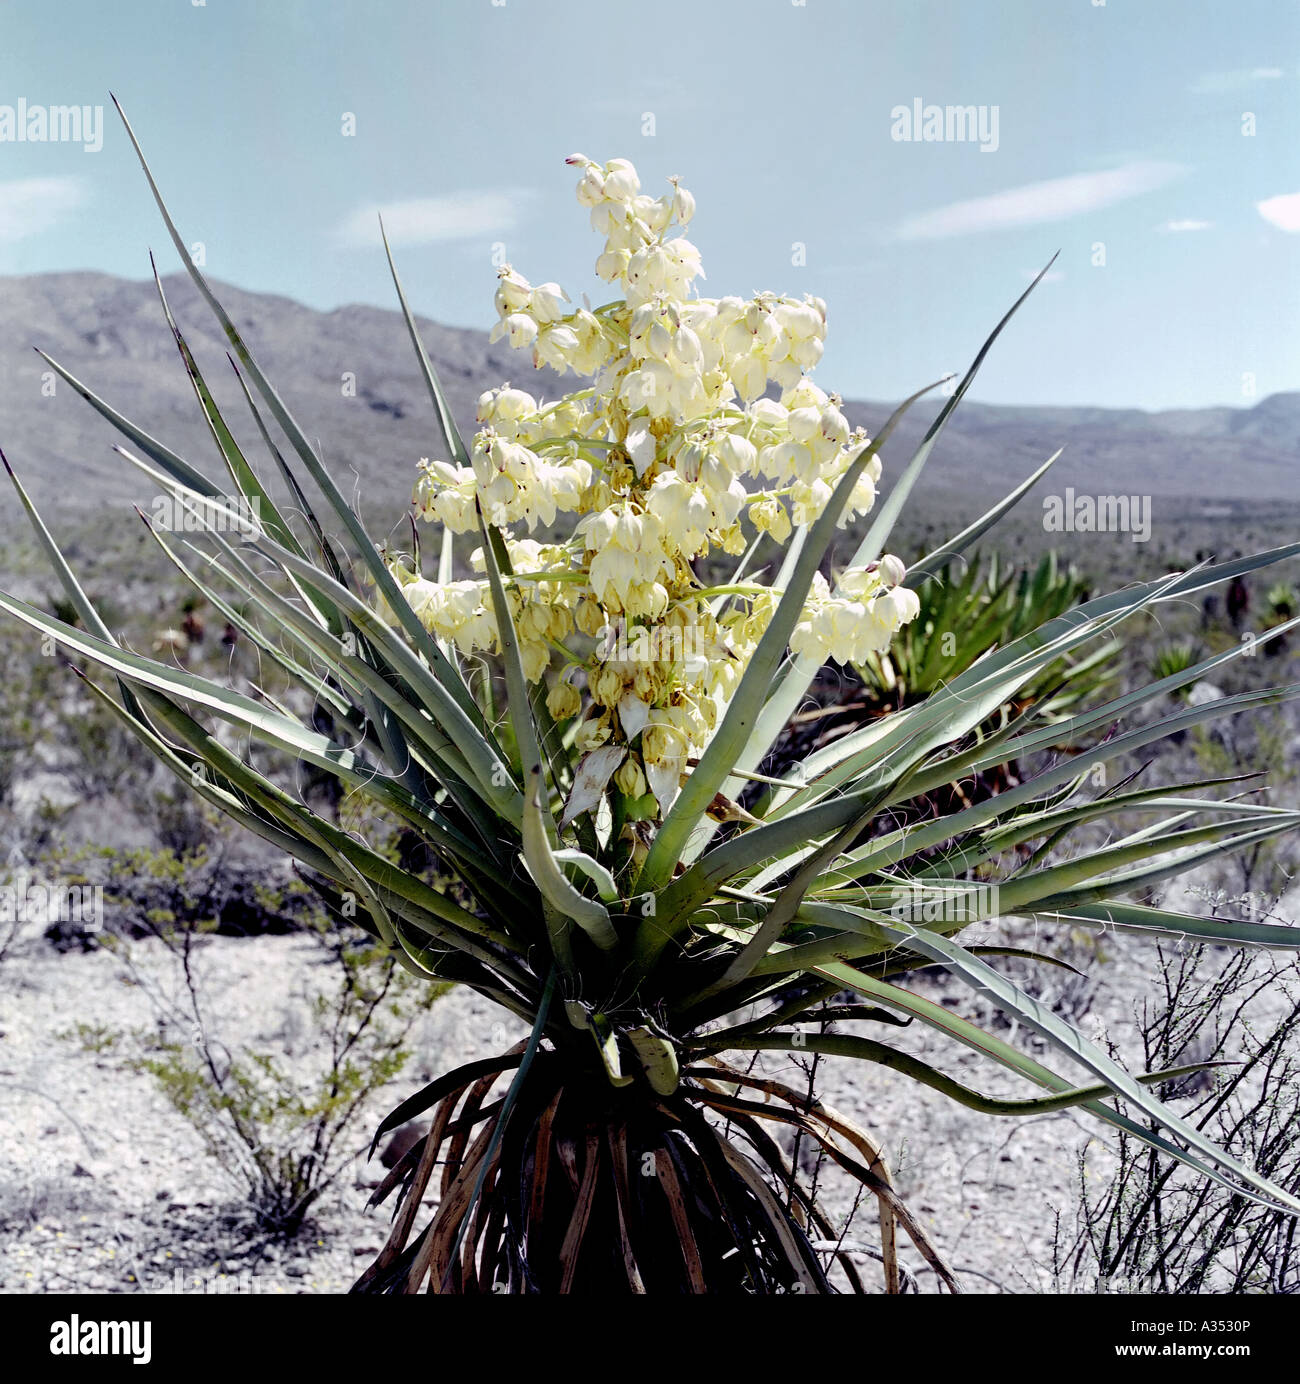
[0,271,1296,519]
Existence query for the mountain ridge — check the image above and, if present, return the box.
[1,270,1296,515]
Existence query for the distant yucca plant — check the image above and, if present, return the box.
[1267,582,1297,620]
[855,550,1115,721]
[1151,639,1203,686]
[773,552,1117,824]
[3,103,1299,1294]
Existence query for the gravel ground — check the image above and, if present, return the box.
[0,924,528,1296]
[1,881,1296,1295]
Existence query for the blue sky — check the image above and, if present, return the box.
[1,0,1297,409]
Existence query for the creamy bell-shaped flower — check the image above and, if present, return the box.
[680,302,722,366]
[584,506,673,606]
[625,239,703,305]
[669,325,704,376]
[750,495,792,543]
[783,377,829,411]
[715,431,758,476]
[875,584,921,629]
[614,755,648,799]
[787,405,821,445]
[698,455,746,524]
[877,554,907,588]
[415,460,478,533]
[519,639,551,682]
[575,714,614,752]
[728,353,767,403]
[491,312,538,349]
[793,336,825,370]
[596,248,631,283]
[575,597,606,638]
[820,403,850,450]
[591,665,626,709]
[647,472,714,557]
[768,357,805,391]
[643,719,689,767]
[494,265,532,314]
[620,358,676,419]
[624,243,676,301]
[774,298,824,341]
[837,465,878,525]
[528,282,569,323]
[778,441,820,485]
[568,154,606,207]
[602,157,641,201]
[750,398,787,429]
[647,319,675,362]
[791,477,833,526]
[624,580,670,621]
[402,577,497,655]
[722,313,769,359]
[534,324,581,373]
[669,177,695,226]
[673,437,706,483]
[644,195,674,237]
[480,385,538,424]
[546,680,581,721]
[589,199,629,237]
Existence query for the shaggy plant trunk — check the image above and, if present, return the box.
[351,1045,904,1295]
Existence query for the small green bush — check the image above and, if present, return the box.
[69,906,450,1237]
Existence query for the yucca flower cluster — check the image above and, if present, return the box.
[401,156,919,816]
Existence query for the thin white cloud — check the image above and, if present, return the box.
[895,162,1186,242]
[335,190,534,248]
[1257,192,1300,233]
[0,176,86,243]
[1191,67,1284,95]
[1157,218,1213,233]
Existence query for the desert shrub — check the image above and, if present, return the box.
[1188,708,1298,913]
[69,907,449,1236]
[1053,941,1300,1293]
[40,843,318,948]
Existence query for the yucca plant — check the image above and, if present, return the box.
[1267,582,1297,621]
[854,550,1115,720]
[772,551,1117,809]
[1151,639,1203,686]
[1264,583,1296,658]
[3,105,1300,1294]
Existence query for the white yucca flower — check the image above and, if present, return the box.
[407,156,913,790]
